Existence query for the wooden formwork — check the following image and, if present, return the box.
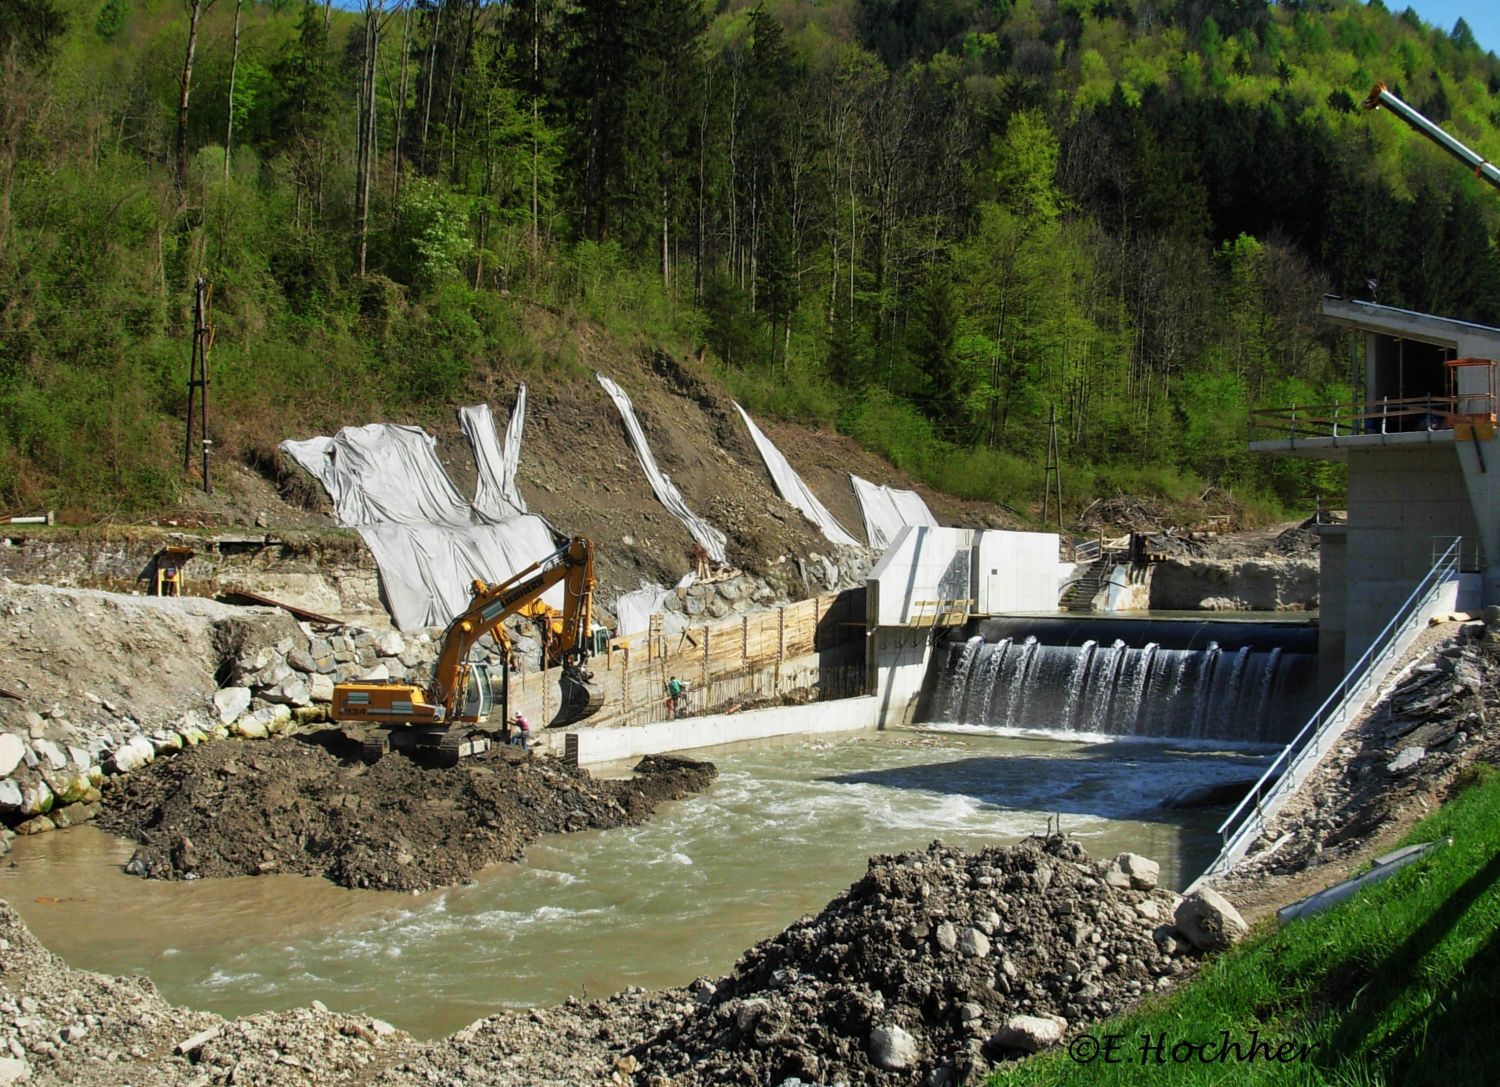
[545,586,868,727]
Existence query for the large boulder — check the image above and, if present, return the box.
[1109,853,1161,891]
[0,779,22,811]
[0,733,26,777]
[107,736,156,775]
[1174,888,1248,952]
[988,1014,1067,1054]
[213,686,253,724]
[868,1024,918,1071]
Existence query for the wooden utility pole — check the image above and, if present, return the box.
[184,278,213,494]
[1042,403,1062,529]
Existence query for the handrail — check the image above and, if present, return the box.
[1074,538,1102,563]
[1203,537,1462,879]
[1249,396,1494,442]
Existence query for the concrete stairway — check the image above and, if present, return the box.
[1060,557,1111,611]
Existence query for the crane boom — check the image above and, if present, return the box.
[1364,82,1500,194]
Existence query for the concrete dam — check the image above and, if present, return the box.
[921,617,1318,745]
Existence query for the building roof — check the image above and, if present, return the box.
[1319,296,1500,347]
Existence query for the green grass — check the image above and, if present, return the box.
[986,765,1500,1087]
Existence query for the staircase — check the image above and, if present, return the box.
[1059,556,1112,612]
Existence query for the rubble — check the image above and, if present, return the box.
[632,836,1212,1086]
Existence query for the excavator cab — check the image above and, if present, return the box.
[460,664,495,723]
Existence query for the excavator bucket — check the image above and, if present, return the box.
[550,663,604,727]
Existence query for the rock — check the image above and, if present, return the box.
[956,927,991,957]
[15,815,54,835]
[175,1027,222,1056]
[934,921,958,951]
[1173,888,1248,952]
[0,779,21,810]
[0,733,24,777]
[377,631,406,658]
[1112,853,1160,890]
[41,769,91,805]
[988,1014,1067,1053]
[363,663,391,683]
[286,647,319,674]
[255,660,294,689]
[66,745,90,769]
[30,738,65,770]
[213,687,253,725]
[1388,746,1426,773]
[19,780,52,817]
[108,735,156,775]
[261,677,311,707]
[232,715,269,739]
[1483,605,1500,629]
[869,1023,918,1071]
[309,674,336,703]
[149,732,183,755]
[1136,899,1162,921]
[0,1056,31,1086]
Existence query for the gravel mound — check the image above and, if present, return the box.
[97,739,716,891]
[635,836,1198,1086]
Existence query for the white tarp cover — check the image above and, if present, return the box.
[597,372,727,564]
[460,389,527,522]
[850,473,938,551]
[613,574,695,638]
[280,422,560,631]
[733,403,862,549]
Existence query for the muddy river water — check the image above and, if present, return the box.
[0,729,1265,1039]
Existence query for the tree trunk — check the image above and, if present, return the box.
[391,3,410,214]
[223,0,242,182]
[175,0,209,191]
[355,0,382,278]
[530,0,540,262]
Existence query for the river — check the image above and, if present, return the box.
[0,729,1264,1039]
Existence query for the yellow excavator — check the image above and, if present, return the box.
[331,536,604,764]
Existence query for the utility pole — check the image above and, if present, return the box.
[184,278,213,494]
[1042,403,1062,529]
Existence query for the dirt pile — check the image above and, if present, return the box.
[634,836,1199,1086]
[96,739,716,892]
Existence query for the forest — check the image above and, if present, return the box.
[2,0,1500,520]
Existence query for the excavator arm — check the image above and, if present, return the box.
[331,536,603,753]
[427,535,599,718]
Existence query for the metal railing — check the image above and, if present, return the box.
[1249,396,1496,441]
[1074,538,1102,564]
[1197,536,1463,883]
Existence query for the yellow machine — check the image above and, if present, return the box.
[332,536,604,763]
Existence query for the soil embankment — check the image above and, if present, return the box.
[97,744,716,893]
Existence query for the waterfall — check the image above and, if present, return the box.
[929,633,1313,744]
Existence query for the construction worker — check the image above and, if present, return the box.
[511,711,531,751]
[665,676,686,719]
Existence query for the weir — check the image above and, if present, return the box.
[920,617,1317,745]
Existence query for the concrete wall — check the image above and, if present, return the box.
[868,527,972,626]
[551,695,880,766]
[1343,445,1480,670]
[1318,526,1348,694]
[973,530,1061,613]
[868,626,935,728]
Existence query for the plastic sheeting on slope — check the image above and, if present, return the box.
[460,388,527,522]
[733,403,862,549]
[613,575,696,638]
[850,473,938,551]
[596,372,727,564]
[280,424,472,527]
[280,422,560,631]
[357,518,560,631]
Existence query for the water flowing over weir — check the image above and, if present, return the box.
[926,618,1317,745]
